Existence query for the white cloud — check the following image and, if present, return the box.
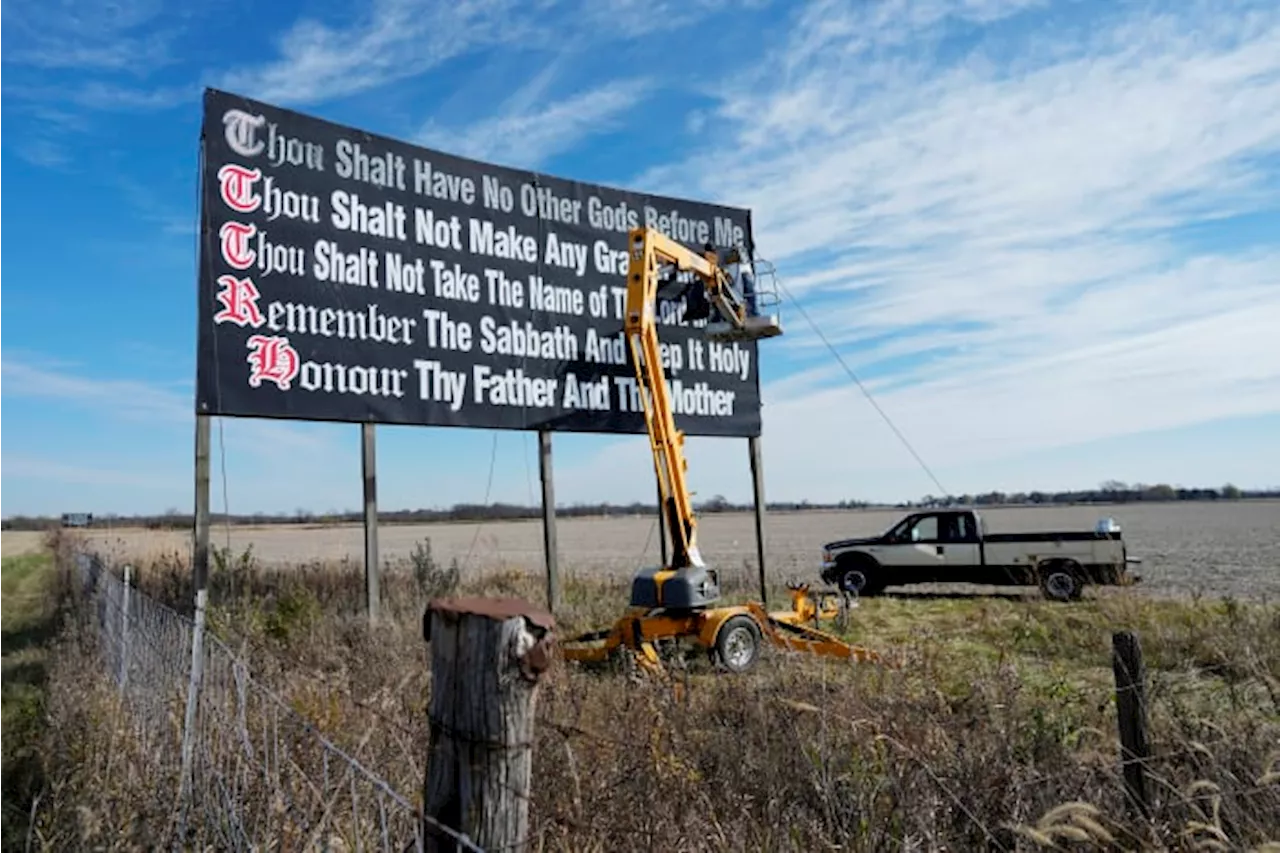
[217,0,726,107]
[0,360,340,459]
[2,361,191,425]
[1,456,176,491]
[216,0,533,105]
[11,138,72,168]
[67,82,198,112]
[1,0,178,73]
[418,77,653,168]
[558,0,1280,502]
[1,0,195,126]
[555,270,1280,504]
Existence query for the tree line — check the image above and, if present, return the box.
[2,482,1273,532]
[910,481,1271,508]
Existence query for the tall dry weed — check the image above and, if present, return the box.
[23,544,1280,851]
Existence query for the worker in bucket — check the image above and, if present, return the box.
[731,244,759,318]
[703,241,758,318]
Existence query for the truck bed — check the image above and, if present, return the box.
[981,529,1122,542]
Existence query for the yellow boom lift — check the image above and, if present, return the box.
[560,227,880,674]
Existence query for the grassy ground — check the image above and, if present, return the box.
[1,546,60,850]
[15,538,1280,850]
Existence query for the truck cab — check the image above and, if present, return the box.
[820,508,1140,601]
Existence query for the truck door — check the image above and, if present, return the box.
[879,513,947,583]
[939,513,982,573]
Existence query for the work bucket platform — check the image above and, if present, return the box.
[705,253,784,342]
[706,314,783,342]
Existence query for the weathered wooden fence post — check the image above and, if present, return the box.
[1112,629,1151,819]
[422,597,556,852]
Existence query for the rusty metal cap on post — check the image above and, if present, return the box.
[423,596,556,643]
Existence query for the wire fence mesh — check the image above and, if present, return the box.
[72,551,484,853]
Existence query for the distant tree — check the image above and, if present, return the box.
[1221,483,1242,500]
[698,494,730,513]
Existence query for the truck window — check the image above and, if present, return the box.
[909,515,938,542]
[948,513,976,542]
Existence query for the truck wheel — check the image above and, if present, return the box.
[841,567,869,594]
[838,559,884,597]
[714,615,762,673]
[1040,563,1082,602]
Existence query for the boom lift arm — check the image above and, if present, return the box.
[560,226,881,674]
[623,227,779,584]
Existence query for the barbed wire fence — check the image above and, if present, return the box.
[72,550,485,853]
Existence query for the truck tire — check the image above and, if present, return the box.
[837,556,885,597]
[1039,560,1083,602]
[713,615,762,673]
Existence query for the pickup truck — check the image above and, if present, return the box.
[818,509,1142,601]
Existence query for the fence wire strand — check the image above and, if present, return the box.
[73,552,485,853]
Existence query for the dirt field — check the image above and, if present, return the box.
[7,500,1276,599]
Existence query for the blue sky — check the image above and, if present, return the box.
[3,0,1279,518]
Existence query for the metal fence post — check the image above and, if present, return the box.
[119,564,132,692]
[179,588,209,819]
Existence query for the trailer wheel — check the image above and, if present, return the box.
[1039,562,1082,602]
[714,615,762,673]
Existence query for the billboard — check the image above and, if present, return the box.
[196,88,762,437]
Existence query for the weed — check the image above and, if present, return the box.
[408,538,460,601]
[16,547,1280,851]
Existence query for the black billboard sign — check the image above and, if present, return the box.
[196,88,763,437]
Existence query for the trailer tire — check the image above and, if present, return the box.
[714,615,762,673]
[1039,561,1083,602]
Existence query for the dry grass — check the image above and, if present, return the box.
[19,532,1280,851]
[0,533,50,559]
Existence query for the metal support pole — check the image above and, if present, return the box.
[178,587,208,825]
[362,422,380,623]
[748,435,768,606]
[193,414,211,595]
[538,430,560,614]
